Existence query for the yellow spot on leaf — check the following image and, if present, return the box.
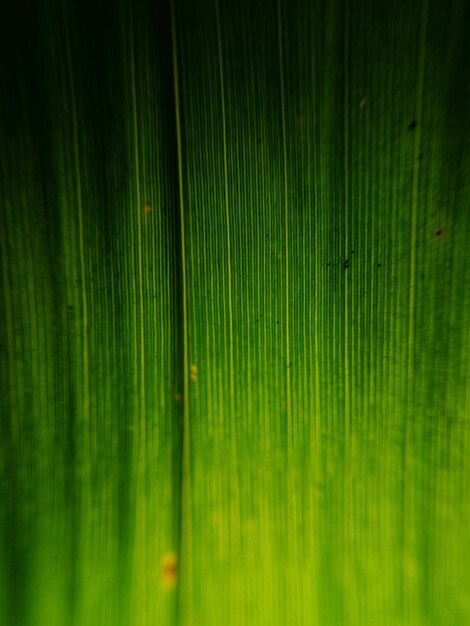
[161,551,178,590]
[359,97,367,109]
[145,203,152,215]
[174,393,182,402]
[190,364,198,381]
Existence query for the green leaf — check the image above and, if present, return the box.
[1,0,469,625]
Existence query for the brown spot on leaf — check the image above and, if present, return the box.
[434,228,445,237]
[161,552,178,589]
[359,97,367,109]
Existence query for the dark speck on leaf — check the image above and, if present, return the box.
[408,120,417,131]
[377,264,382,268]
[434,228,445,237]
[343,259,350,269]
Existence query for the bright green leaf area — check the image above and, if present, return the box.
[1,0,469,625]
